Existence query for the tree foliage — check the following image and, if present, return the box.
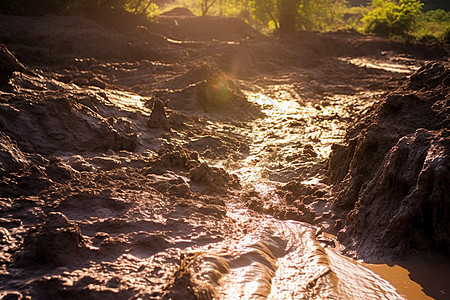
[250,0,348,36]
[2,0,449,42]
[417,8,450,42]
[362,0,423,37]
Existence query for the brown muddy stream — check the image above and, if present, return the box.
[59,71,429,299]
[182,77,436,299]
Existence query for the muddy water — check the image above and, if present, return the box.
[191,82,413,299]
[192,211,404,299]
[101,77,443,299]
[365,261,450,299]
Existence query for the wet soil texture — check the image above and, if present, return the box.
[0,11,448,299]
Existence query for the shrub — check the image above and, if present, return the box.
[442,24,450,43]
[362,0,423,38]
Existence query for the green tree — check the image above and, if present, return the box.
[362,0,423,38]
[201,0,218,15]
[253,0,280,30]
[442,24,450,43]
[252,0,302,35]
[251,0,347,35]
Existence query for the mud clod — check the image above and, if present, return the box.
[147,98,171,131]
[14,212,91,267]
[189,163,240,194]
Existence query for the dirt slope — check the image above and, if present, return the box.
[329,62,449,260]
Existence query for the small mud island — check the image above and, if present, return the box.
[0,6,448,300]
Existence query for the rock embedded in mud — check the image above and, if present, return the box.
[329,62,450,260]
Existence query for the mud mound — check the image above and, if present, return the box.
[329,62,450,260]
[197,75,248,111]
[143,145,240,194]
[0,136,55,198]
[147,98,171,131]
[14,212,92,267]
[186,135,249,160]
[189,163,240,194]
[157,63,262,119]
[0,15,168,66]
[166,63,219,89]
[161,7,194,17]
[162,254,213,300]
[295,30,448,60]
[0,92,137,155]
[145,146,199,174]
[153,15,261,42]
[0,132,29,174]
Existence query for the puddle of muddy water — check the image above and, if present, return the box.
[365,260,450,300]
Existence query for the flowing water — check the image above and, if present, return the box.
[189,81,417,299]
[93,75,445,299]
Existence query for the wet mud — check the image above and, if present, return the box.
[330,62,450,261]
[0,10,449,299]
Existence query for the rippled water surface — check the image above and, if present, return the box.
[192,82,412,299]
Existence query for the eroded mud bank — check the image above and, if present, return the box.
[330,62,449,261]
[0,10,448,299]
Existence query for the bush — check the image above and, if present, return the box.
[362,0,423,38]
[442,24,450,43]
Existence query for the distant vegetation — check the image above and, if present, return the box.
[360,0,450,42]
[169,0,449,41]
[348,0,450,11]
[0,0,161,16]
[0,0,448,42]
[362,0,424,37]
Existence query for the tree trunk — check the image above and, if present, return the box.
[201,0,217,16]
[277,0,300,38]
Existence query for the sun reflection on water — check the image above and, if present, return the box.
[226,85,377,191]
